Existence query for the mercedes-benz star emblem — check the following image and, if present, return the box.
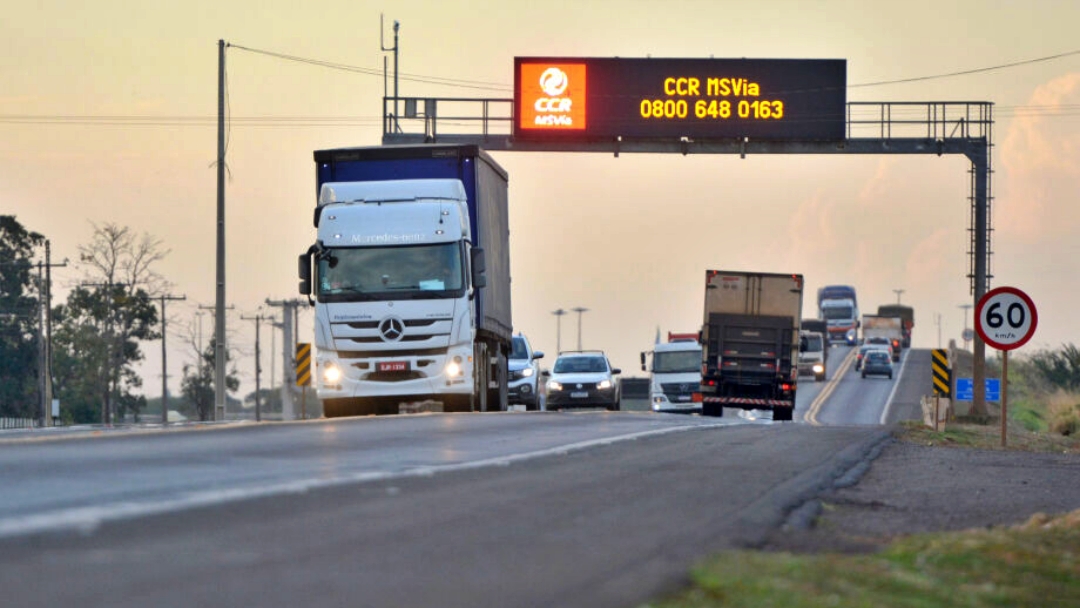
[379,317,405,342]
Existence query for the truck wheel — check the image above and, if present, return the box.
[486,349,507,412]
[350,398,378,416]
[702,402,721,417]
[473,343,489,412]
[773,407,794,422]
[442,396,472,413]
[322,399,346,419]
[375,399,399,416]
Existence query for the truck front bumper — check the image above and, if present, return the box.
[316,345,475,401]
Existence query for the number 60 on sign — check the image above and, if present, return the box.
[975,286,1038,351]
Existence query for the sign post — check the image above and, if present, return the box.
[975,287,1038,447]
[296,342,311,420]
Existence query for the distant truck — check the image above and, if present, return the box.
[696,271,803,421]
[801,318,829,356]
[640,332,702,414]
[817,285,859,345]
[877,304,914,348]
[797,330,827,382]
[298,144,512,416]
[861,314,903,361]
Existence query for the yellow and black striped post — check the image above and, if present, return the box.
[932,349,951,398]
[296,342,312,387]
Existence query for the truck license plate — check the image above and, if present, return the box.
[377,361,409,373]
[571,391,588,399]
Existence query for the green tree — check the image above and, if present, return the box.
[51,223,167,424]
[181,336,240,421]
[0,216,45,418]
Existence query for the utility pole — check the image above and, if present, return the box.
[892,289,905,304]
[265,298,309,420]
[935,313,942,349]
[39,241,67,427]
[158,293,186,424]
[214,38,228,422]
[551,308,567,353]
[241,311,270,422]
[199,303,234,419]
[571,307,589,351]
[381,15,400,132]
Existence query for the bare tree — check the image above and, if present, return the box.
[66,222,170,423]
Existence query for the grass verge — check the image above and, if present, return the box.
[644,422,1080,608]
[645,509,1080,608]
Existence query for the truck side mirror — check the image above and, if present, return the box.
[640,352,647,371]
[298,252,312,295]
[471,247,487,289]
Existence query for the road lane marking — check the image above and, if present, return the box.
[879,349,912,425]
[804,348,856,425]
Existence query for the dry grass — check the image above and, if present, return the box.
[895,419,1080,454]
[1046,389,1080,436]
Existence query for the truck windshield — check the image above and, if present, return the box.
[801,334,823,351]
[821,306,854,320]
[317,242,465,300]
[653,350,701,373]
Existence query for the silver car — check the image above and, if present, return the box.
[508,334,544,410]
[545,351,621,411]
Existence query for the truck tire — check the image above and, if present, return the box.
[375,399,399,416]
[350,398,379,416]
[473,343,489,413]
[323,399,347,419]
[486,348,507,412]
[702,402,722,417]
[773,406,793,422]
[442,395,472,413]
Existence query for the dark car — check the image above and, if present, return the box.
[854,343,893,372]
[545,351,621,411]
[861,350,894,379]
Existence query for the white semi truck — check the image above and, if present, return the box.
[297,145,512,416]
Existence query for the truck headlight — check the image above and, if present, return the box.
[323,363,342,383]
[520,367,534,378]
[597,379,612,390]
[445,356,464,378]
[813,364,824,374]
[547,380,563,391]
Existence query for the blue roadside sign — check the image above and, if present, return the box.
[956,378,1001,402]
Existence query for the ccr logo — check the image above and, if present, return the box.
[518,62,586,131]
[539,67,569,97]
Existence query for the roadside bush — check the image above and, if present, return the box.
[1046,389,1080,436]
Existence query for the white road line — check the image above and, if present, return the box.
[879,349,912,425]
[0,421,722,540]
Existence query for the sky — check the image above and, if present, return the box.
[3,0,1080,402]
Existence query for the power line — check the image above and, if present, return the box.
[228,43,512,92]
[850,48,1080,88]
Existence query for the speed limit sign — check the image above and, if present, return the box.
[975,286,1037,351]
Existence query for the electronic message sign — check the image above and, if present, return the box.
[514,57,846,141]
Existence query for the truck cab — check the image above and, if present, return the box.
[797,330,827,382]
[819,298,859,345]
[640,333,702,414]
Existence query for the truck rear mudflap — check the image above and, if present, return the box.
[692,394,795,421]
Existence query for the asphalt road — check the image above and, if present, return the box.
[0,349,939,607]
[0,413,892,608]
